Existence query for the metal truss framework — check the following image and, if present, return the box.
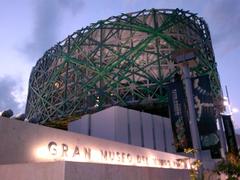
[26,8,221,123]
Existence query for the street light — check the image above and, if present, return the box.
[223,96,239,115]
[232,108,239,114]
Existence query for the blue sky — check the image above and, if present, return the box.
[0,0,239,128]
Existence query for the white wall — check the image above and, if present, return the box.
[68,106,176,153]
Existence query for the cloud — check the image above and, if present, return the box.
[204,0,240,53]
[0,76,23,114]
[58,0,84,16]
[23,0,84,61]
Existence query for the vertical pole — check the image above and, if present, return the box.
[182,63,201,160]
[63,37,70,114]
[225,85,237,128]
[218,118,227,156]
[225,85,232,115]
[99,23,103,108]
[225,85,231,106]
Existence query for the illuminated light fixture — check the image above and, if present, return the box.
[54,82,60,89]
[232,108,239,113]
[35,146,56,161]
[223,101,229,106]
[223,96,228,100]
[223,97,229,106]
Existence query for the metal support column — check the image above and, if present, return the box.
[182,63,203,179]
[182,63,201,160]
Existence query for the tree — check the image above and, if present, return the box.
[216,152,240,180]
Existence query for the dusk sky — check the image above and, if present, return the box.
[0,0,239,128]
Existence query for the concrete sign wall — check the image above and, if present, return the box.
[0,117,193,170]
[0,161,193,180]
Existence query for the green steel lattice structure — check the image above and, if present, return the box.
[25,8,221,124]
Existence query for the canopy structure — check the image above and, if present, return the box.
[25,8,221,124]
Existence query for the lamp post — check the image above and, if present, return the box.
[222,87,239,155]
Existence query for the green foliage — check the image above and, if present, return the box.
[216,152,240,180]
[43,115,81,130]
[184,148,202,180]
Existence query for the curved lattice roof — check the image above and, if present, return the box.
[26,8,221,123]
